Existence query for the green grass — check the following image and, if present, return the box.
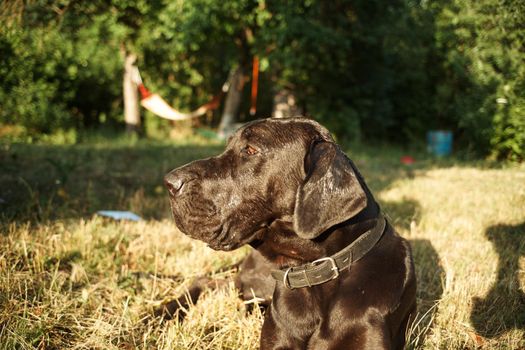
[1,135,524,349]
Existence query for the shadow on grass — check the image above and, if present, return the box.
[382,198,421,232]
[407,238,444,348]
[470,221,525,337]
[1,137,485,225]
[0,142,223,223]
[382,198,444,348]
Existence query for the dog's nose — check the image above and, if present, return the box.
[164,172,186,195]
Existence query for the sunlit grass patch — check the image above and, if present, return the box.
[379,166,525,349]
[0,218,255,349]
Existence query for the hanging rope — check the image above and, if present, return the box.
[131,66,226,121]
[250,56,259,116]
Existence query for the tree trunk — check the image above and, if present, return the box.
[218,66,245,138]
[272,89,303,118]
[123,52,141,134]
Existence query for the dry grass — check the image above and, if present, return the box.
[0,219,259,349]
[380,167,525,349]
[1,140,524,349]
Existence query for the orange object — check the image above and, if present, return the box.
[138,83,152,99]
[250,56,259,116]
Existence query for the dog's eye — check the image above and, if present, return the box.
[242,145,258,156]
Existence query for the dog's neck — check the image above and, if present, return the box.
[252,192,381,268]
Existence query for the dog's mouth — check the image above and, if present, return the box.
[169,196,219,233]
[205,226,266,251]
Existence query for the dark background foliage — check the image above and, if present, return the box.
[0,0,523,160]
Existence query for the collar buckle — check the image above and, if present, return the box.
[283,267,294,290]
[311,257,339,280]
[270,215,387,289]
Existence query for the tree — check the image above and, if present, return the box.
[122,51,140,133]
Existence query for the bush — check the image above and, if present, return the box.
[0,29,70,133]
[0,15,123,135]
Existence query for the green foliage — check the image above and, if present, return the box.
[0,5,124,133]
[0,27,69,132]
[140,0,250,112]
[432,0,525,160]
[0,0,523,160]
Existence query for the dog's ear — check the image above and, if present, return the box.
[293,140,367,239]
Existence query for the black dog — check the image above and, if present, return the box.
[164,118,416,349]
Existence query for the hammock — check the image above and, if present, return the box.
[131,58,259,121]
[131,66,225,121]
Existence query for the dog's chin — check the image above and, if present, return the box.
[205,236,251,252]
[206,240,239,251]
[205,228,266,252]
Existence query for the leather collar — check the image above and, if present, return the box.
[271,215,387,289]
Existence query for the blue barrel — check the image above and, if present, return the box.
[427,131,453,156]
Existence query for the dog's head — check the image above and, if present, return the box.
[165,118,368,250]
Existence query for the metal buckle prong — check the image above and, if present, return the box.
[311,257,340,280]
[283,267,294,290]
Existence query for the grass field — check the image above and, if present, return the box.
[1,135,524,349]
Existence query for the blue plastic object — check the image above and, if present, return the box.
[427,130,453,156]
[97,211,142,221]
